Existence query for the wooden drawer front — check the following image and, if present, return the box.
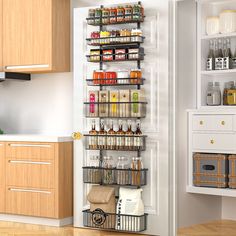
[0,187,5,213]
[192,115,233,131]
[6,142,55,160]
[0,143,5,187]
[6,159,54,189]
[192,133,236,151]
[6,187,55,218]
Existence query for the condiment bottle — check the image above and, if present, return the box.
[212,82,221,105]
[89,119,97,149]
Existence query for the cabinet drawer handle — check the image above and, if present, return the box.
[9,188,51,194]
[199,121,204,125]
[5,64,50,70]
[210,139,215,144]
[9,160,51,165]
[221,121,225,125]
[9,144,51,148]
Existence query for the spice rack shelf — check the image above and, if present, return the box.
[87,36,145,46]
[84,134,147,151]
[83,209,148,232]
[86,15,145,26]
[86,78,145,87]
[83,167,148,187]
[84,101,147,118]
[86,53,145,63]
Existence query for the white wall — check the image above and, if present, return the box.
[222,197,236,220]
[177,0,222,228]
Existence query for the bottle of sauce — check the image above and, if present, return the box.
[98,120,107,149]
[116,120,125,150]
[125,120,134,150]
[107,120,116,150]
[89,119,97,149]
[134,120,143,150]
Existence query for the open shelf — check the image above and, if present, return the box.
[201,69,236,76]
[83,167,148,186]
[201,32,236,40]
[187,185,236,197]
[83,209,148,232]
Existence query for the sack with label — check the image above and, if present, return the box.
[116,187,144,232]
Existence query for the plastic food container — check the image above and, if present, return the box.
[219,10,236,34]
[206,16,220,35]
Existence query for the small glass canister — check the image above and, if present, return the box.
[219,10,236,34]
[116,156,130,185]
[102,156,115,184]
[206,16,220,35]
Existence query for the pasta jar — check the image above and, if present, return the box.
[102,156,115,185]
[219,10,236,34]
[130,69,142,84]
[116,157,129,185]
[117,70,129,84]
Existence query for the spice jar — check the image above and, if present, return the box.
[89,156,101,183]
[110,30,117,44]
[90,49,101,62]
[116,157,129,185]
[110,8,117,23]
[102,8,110,24]
[115,49,126,61]
[133,4,142,21]
[117,70,129,84]
[102,156,115,184]
[130,69,142,84]
[93,70,105,85]
[131,157,144,186]
[131,29,143,42]
[102,49,113,61]
[120,29,131,43]
[117,6,125,22]
[90,31,100,45]
[95,8,102,24]
[88,9,95,24]
[124,5,133,21]
[105,71,117,85]
[100,31,110,45]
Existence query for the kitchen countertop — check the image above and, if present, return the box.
[0,134,73,143]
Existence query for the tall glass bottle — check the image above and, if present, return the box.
[89,119,97,149]
[125,120,134,150]
[98,119,107,149]
[116,120,125,150]
[107,120,116,150]
[134,120,143,150]
[207,40,215,71]
[215,39,224,70]
[223,38,232,70]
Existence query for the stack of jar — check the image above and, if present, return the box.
[206,81,236,106]
[87,4,144,25]
[89,29,143,45]
[92,69,142,85]
[89,47,144,62]
[88,155,144,186]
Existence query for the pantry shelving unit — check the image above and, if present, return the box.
[81,2,148,233]
[197,0,236,109]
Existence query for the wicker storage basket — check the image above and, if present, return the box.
[193,153,228,188]
[228,155,236,189]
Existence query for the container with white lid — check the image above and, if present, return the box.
[219,10,236,34]
[206,16,220,35]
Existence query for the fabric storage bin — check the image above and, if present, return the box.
[87,186,116,229]
[193,153,228,188]
[228,155,236,189]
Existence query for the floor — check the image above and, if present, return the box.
[0,220,236,236]
[178,220,236,236]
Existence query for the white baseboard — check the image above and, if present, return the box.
[0,214,73,227]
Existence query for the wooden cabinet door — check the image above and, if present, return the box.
[3,0,52,72]
[0,0,2,71]
[0,143,5,212]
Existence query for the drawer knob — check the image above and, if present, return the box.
[210,139,214,144]
[72,132,82,140]
[199,121,204,125]
[221,121,225,126]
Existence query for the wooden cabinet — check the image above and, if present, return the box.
[2,141,72,219]
[0,143,5,212]
[2,0,70,73]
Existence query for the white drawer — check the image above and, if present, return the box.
[192,115,234,131]
[192,133,236,151]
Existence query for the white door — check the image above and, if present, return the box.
[73,1,173,235]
